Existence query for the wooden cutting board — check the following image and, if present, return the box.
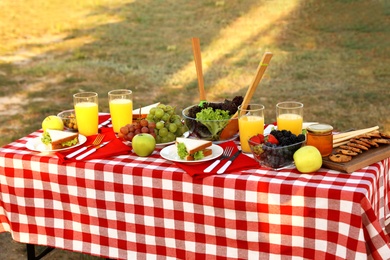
[322,144,390,173]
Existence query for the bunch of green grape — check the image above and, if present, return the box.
[145,104,188,143]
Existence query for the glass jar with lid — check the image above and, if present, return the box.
[306,124,334,157]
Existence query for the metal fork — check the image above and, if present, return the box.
[204,146,234,173]
[65,134,105,159]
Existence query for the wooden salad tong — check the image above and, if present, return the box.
[220,52,273,140]
[191,37,273,140]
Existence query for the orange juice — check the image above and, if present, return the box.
[239,115,264,153]
[75,102,99,136]
[277,113,303,135]
[109,99,133,133]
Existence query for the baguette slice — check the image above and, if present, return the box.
[47,129,79,150]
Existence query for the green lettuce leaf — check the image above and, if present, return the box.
[41,131,52,145]
[196,107,231,140]
[177,143,188,159]
[61,137,78,147]
[177,142,205,160]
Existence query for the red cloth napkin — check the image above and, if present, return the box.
[98,114,111,127]
[174,141,260,179]
[56,117,132,163]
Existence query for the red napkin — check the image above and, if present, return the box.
[57,123,132,164]
[174,141,260,179]
[98,114,111,128]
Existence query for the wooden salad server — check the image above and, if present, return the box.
[192,37,207,101]
[219,52,273,140]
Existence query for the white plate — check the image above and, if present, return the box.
[155,141,175,149]
[160,144,223,164]
[26,134,87,152]
[126,140,175,149]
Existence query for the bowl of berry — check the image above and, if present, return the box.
[248,129,306,169]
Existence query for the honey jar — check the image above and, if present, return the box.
[306,124,333,157]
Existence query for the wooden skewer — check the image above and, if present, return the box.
[333,140,349,148]
[333,126,379,140]
[191,37,206,101]
[333,126,379,144]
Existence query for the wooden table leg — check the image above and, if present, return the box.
[26,244,54,260]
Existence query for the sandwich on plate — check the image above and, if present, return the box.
[41,129,79,150]
[176,137,212,161]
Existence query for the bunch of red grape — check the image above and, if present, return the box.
[118,119,156,141]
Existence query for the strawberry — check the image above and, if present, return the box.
[249,135,260,144]
[249,134,265,144]
[267,134,279,145]
[257,134,265,143]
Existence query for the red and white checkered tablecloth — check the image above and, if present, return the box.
[1,130,390,259]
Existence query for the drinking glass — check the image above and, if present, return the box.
[73,92,99,136]
[276,101,303,135]
[238,104,265,153]
[108,89,133,133]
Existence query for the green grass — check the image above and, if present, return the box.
[0,0,389,148]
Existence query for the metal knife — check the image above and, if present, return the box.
[66,145,88,159]
[217,150,241,174]
[75,141,111,160]
[98,118,111,128]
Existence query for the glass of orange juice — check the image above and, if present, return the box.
[276,101,303,135]
[108,89,133,133]
[73,92,99,136]
[238,104,265,153]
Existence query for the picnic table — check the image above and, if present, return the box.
[1,123,389,259]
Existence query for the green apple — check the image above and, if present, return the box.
[293,146,322,173]
[42,115,64,132]
[132,133,156,157]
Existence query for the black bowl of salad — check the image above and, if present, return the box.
[182,97,243,142]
